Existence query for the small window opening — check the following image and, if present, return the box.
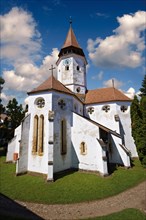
[65,65,69,70]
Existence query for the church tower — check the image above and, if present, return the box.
[56,21,87,94]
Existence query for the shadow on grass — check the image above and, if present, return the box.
[0,193,44,220]
[54,168,78,181]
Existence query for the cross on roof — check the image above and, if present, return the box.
[58,99,66,109]
[49,65,56,76]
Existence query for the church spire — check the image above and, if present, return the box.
[58,20,85,59]
[62,19,81,49]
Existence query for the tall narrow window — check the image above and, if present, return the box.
[32,115,38,153]
[38,115,44,155]
[61,119,67,155]
[80,142,87,155]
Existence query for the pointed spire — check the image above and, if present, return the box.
[62,19,81,49]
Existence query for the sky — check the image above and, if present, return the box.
[0,0,146,106]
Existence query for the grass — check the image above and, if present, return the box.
[87,208,146,220]
[0,156,146,204]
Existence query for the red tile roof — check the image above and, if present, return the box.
[85,87,131,104]
[28,75,73,95]
[62,26,81,49]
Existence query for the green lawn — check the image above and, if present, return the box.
[0,156,146,204]
[87,209,146,220]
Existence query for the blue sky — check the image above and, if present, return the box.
[0,0,146,105]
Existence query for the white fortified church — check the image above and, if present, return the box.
[7,23,138,181]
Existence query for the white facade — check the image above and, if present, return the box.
[6,24,138,180]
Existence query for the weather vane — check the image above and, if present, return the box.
[69,16,72,26]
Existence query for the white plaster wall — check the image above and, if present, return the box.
[72,113,108,175]
[57,55,86,94]
[27,92,52,174]
[73,97,83,115]
[111,134,130,167]
[116,102,138,157]
[6,125,21,162]
[52,92,73,173]
[85,102,120,133]
[85,101,138,158]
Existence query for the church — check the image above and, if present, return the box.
[6,23,138,181]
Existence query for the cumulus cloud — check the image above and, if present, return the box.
[1,7,59,99]
[87,11,146,68]
[91,71,104,80]
[0,7,41,65]
[1,92,14,105]
[103,78,123,88]
[124,87,135,99]
[2,48,59,92]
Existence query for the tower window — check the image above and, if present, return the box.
[77,65,80,71]
[76,87,81,93]
[65,65,69,71]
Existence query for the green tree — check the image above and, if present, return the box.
[130,95,142,143]
[139,74,146,97]
[0,77,5,115]
[6,98,25,138]
[139,96,146,166]
[131,74,146,167]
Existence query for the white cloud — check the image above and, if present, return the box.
[92,71,103,80]
[1,92,14,105]
[103,78,123,88]
[1,7,59,100]
[124,87,135,99]
[2,48,59,92]
[87,11,146,68]
[0,7,41,65]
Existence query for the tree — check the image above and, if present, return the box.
[0,77,5,115]
[6,98,25,139]
[130,95,142,143]
[139,96,146,165]
[139,74,146,97]
[130,74,146,167]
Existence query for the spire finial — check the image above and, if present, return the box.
[112,78,115,88]
[69,16,72,27]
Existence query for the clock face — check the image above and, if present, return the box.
[63,58,71,66]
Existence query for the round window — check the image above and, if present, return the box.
[76,87,81,93]
[36,98,45,108]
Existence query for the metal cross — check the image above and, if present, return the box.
[88,107,94,114]
[49,65,56,77]
[58,99,66,109]
[121,105,128,112]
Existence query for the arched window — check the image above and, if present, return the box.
[77,65,80,71]
[32,115,38,153]
[80,142,87,155]
[61,119,67,155]
[38,115,44,155]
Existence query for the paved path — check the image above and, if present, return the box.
[17,181,146,220]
